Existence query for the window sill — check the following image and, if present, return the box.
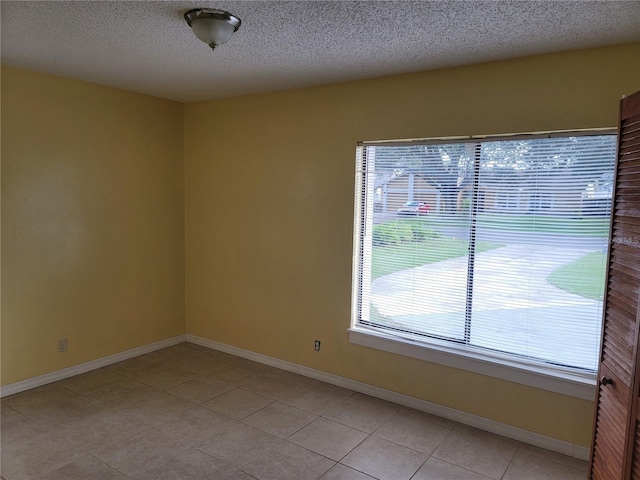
[348,326,597,400]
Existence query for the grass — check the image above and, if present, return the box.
[476,214,610,236]
[371,238,503,280]
[547,251,607,300]
[414,213,610,237]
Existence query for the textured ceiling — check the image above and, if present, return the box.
[1,1,639,102]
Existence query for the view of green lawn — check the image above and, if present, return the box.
[416,213,610,236]
[547,251,607,300]
[476,214,610,236]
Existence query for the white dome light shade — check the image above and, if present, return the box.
[191,18,235,46]
[184,9,241,51]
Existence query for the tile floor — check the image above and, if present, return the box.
[1,342,588,480]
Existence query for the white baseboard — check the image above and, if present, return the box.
[0,335,186,398]
[186,334,590,461]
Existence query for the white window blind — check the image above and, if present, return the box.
[353,133,617,375]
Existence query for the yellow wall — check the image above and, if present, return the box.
[1,66,185,384]
[184,43,640,447]
[2,43,638,448]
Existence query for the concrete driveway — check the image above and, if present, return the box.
[371,244,605,370]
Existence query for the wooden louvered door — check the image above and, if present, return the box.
[626,93,640,480]
[630,332,640,480]
[590,90,640,480]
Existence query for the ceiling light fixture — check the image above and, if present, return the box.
[184,8,241,51]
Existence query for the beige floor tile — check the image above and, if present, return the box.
[182,341,214,352]
[80,376,155,405]
[243,441,335,480]
[288,417,368,461]
[206,362,270,386]
[502,451,587,480]
[168,342,235,364]
[167,376,235,404]
[173,349,234,376]
[198,346,239,364]
[202,387,274,419]
[143,346,196,364]
[242,401,317,438]
[412,457,492,479]
[172,358,222,378]
[57,368,126,394]
[196,422,282,468]
[26,396,104,430]
[0,345,593,480]
[0,404,49,448]
[373,413,452,454]
[34,455,127,480]
[2,384,77,415]
[240,370,312,400]
[432,426,519,479]
[37,405,148,453]
[160,342,205,358]
[236,358,277,372]
[116,347,206,378]
[341,436,428,480]
[197,359,245,380]
[319,464,376,480]
[106,342,235,380]
[517,444,588,472]
[323,393,400,433]
[135,366,200,389]
[226,471,262,480]
[281,381,355,415]
[130,447,237,480]
[1,431,85,480]
[93,428,189,477]
[105,354,166,378]
[397,406,459,428]
[154,405,234,445]
[116,389,196,426]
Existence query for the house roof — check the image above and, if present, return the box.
[1,1,639,103]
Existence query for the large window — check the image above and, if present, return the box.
[351,132,616,392]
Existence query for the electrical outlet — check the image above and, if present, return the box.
[58,337,68,353]
[314,340,321,351]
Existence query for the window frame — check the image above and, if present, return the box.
[350,129,616,400]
